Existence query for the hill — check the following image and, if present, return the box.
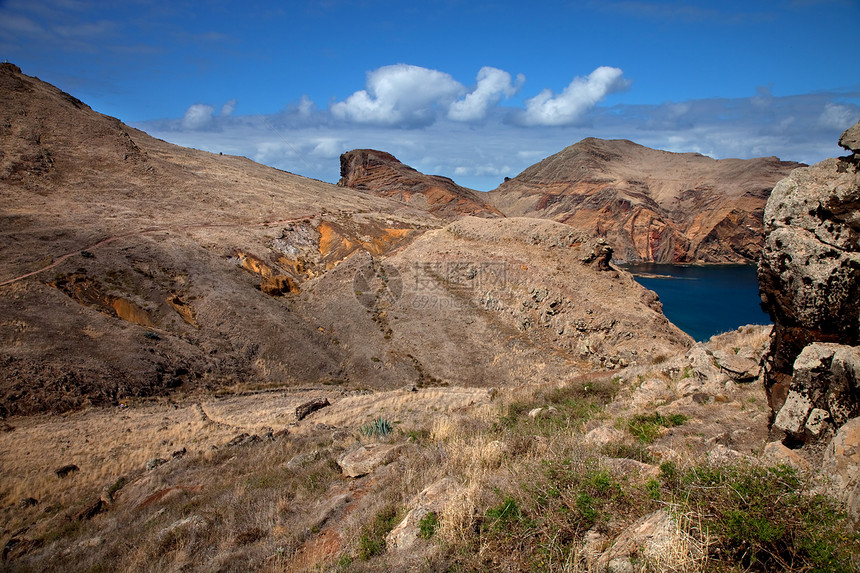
[338,148,503,219]
[0,63,687,415]
[487,138,803,263]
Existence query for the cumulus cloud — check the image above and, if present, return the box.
[517,66,630,126]
[330,64,464,126]
[181,103,215,129]
[448,67,524,122]
[220,98,237,117]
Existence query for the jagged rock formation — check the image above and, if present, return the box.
[338,149,503,219]
[0,63,689,415]
[759,119,860,444]
[488,138,803,263]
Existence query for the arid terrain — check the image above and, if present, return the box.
[487,138,803,263]
[1,62,858,572]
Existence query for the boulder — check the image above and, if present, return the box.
[758,122,860,435]
[584,426,626,447]
[55,464,79,478]
[386,477,460,551]
[822,416,860,532]
[772,343,860,440]
[821,417,860,503]
[840,121,860,153]
[595,510,673,572]
[713,351,760,382]
[763,441,811,472]
[295,398,330,421]
[337,443,401,478]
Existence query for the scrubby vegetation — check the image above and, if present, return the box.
[2,328,858,572]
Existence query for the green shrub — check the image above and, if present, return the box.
[357,505,400,560]
[418,511,439,539]
[359,417,392,438]
[627,412,687,443]
[668,463,859,571]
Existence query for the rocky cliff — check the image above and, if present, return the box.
[488,138,803,263]
[338,149,503,219]
[758,119,860,445]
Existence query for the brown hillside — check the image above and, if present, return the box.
[0,64,688,415]
[488,138,803,263]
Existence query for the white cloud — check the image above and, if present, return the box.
[220,98,237,117]
[448,67,524,122]
[517,66,630,126]
[818,102,856,130]
[138,75,860,192]
[296,95,315,117]
[181,103,215,129]
[330,64,464,126]
[311,138,342,158]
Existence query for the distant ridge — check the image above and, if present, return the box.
[338,149,503,219]
[487,137,804,263]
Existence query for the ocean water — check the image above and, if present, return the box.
[622,263,771,342]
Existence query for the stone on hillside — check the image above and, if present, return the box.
[386,477,460,551]
[604,458,660,481]
[295,397,330,421]
[706,444,749,465]
[584,426,625,447]
[286,449,321,470]
[595,510,673,572]
[146,457,168,470]
[226,433,261,447]
[759,123,860,436]
[338,443,401,478]
[822,417,860,532]
[55,464,79,478]
[773,343,860,440]
[840,121,860,152]
[821,417,860,503]
[527,406,558,419]
[713,351,760,382]
[763,441,811,472]
[74,498,104,521]
[683,346,731,393]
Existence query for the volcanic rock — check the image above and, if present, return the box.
[295,397,330,421]
[758,120,860,435]
[338,149,503,219]
[337,443,402,478]
[488,138,802,263]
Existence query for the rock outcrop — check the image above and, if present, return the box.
[758,119,860,442]
[338,149,503,219]
[488,138,803,263]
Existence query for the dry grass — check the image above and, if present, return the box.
[2,325,857,573]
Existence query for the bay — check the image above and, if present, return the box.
[622,263,771,342]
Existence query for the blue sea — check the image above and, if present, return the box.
[622,264,771,342]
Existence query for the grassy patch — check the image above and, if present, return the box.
[663,463,860,572]
[418,511,439,540]
[627,412,687,443]
[357,504,401,560]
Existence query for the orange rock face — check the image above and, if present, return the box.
[488,138,803,263]
[338,149,503,220]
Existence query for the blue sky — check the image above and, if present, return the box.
[2,0,859,190]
